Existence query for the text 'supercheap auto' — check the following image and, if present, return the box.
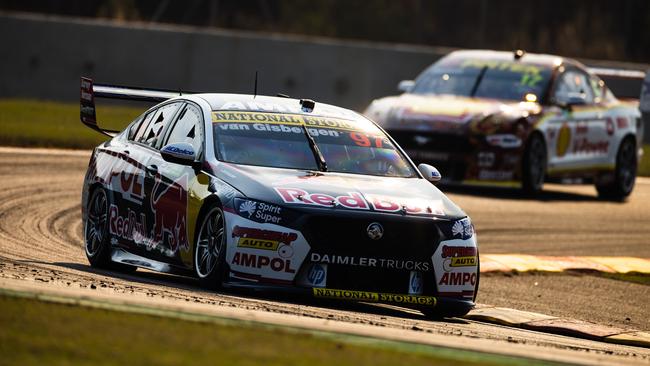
[79,77,479,318]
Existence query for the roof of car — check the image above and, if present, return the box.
[194,93,362,121]
[445,49,582,69]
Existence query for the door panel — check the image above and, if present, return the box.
[147,156,193,261]
[546,69,608,173]
[142,102,202,264]
[109,102,185,261]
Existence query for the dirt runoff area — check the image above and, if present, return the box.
[0,147,648,338]
[478,271,650,331]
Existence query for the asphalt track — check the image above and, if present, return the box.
[446,178,650,258]
[0,147,649,365]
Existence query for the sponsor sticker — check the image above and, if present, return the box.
[212,111,364,133]
[441,245,477,258]
[313,288,436,306]
[478,170,514,181]
[307,264,327,287]
[232,252,296,273]
[231,226,297,245]
[432,239,478,298]
[477,151,495,168]
[576,122,589,134]
[450,218,473,240]
[572,138,609,155]
[442,256,477,271]
[237,238,279,251]
[450,256,477,267]
[616,117,629,129]
[108,204,148,244]
[408,271,423,295]
[235,199,286,225]
[232,225,298,260]
[438,272,477,286]
[275,187,444,216]
[311,253,431,271]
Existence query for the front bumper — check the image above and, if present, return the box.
[223,279,475,316]
[224,200,479,316]
[389,130,524,186]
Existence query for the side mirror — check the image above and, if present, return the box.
[555,92,587,109]
[418,163,441,183]
[397,80,415,93]
[161,142,197,166]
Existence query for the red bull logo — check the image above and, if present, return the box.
[108,204,148,242]
[150,174,189,252]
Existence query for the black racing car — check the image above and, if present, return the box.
[80,77,479,318]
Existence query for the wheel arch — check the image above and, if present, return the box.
[84,182,107,220]
[191,194,224,265]
[523,128,549,166]
[608,133,638,168]
[520,129,548,194]
[618,133,638,154]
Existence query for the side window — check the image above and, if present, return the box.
[589,75,605,103]
[164,104,204,155]
[127,115,145,141]
[137,102,182,147]
[133,110,156,142]
[555,70,594,103]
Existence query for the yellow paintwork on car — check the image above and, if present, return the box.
[182,173,212,267]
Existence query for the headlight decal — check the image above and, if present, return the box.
[451,217,474,240]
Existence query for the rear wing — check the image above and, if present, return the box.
[80,77,185,137]
[587,67,646,100]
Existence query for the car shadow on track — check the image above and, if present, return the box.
[440,184,603,202]
[46,260,469,324]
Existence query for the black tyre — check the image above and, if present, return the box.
[84,188,112,268]
[521,133,547,195]
[596,137,637,201]
[194,206,227,289]
[84,188,137,272]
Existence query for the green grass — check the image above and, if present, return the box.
[599,271,650,286]
[0,294,547,366]
[0,99,142,149]
[487,270,650,287]
[640,145,650,177]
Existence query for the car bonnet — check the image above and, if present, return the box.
[373,93,539,131]
[213,163,466,219]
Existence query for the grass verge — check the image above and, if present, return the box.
[485,270,650,287]
[640,145,650,177]
[0,99,141,149]
[599,271,650,286]
[0,292,548,366]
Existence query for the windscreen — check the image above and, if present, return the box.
[212,111,417,177]
[412,57,553,101]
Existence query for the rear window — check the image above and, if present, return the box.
[212,111,417,178]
